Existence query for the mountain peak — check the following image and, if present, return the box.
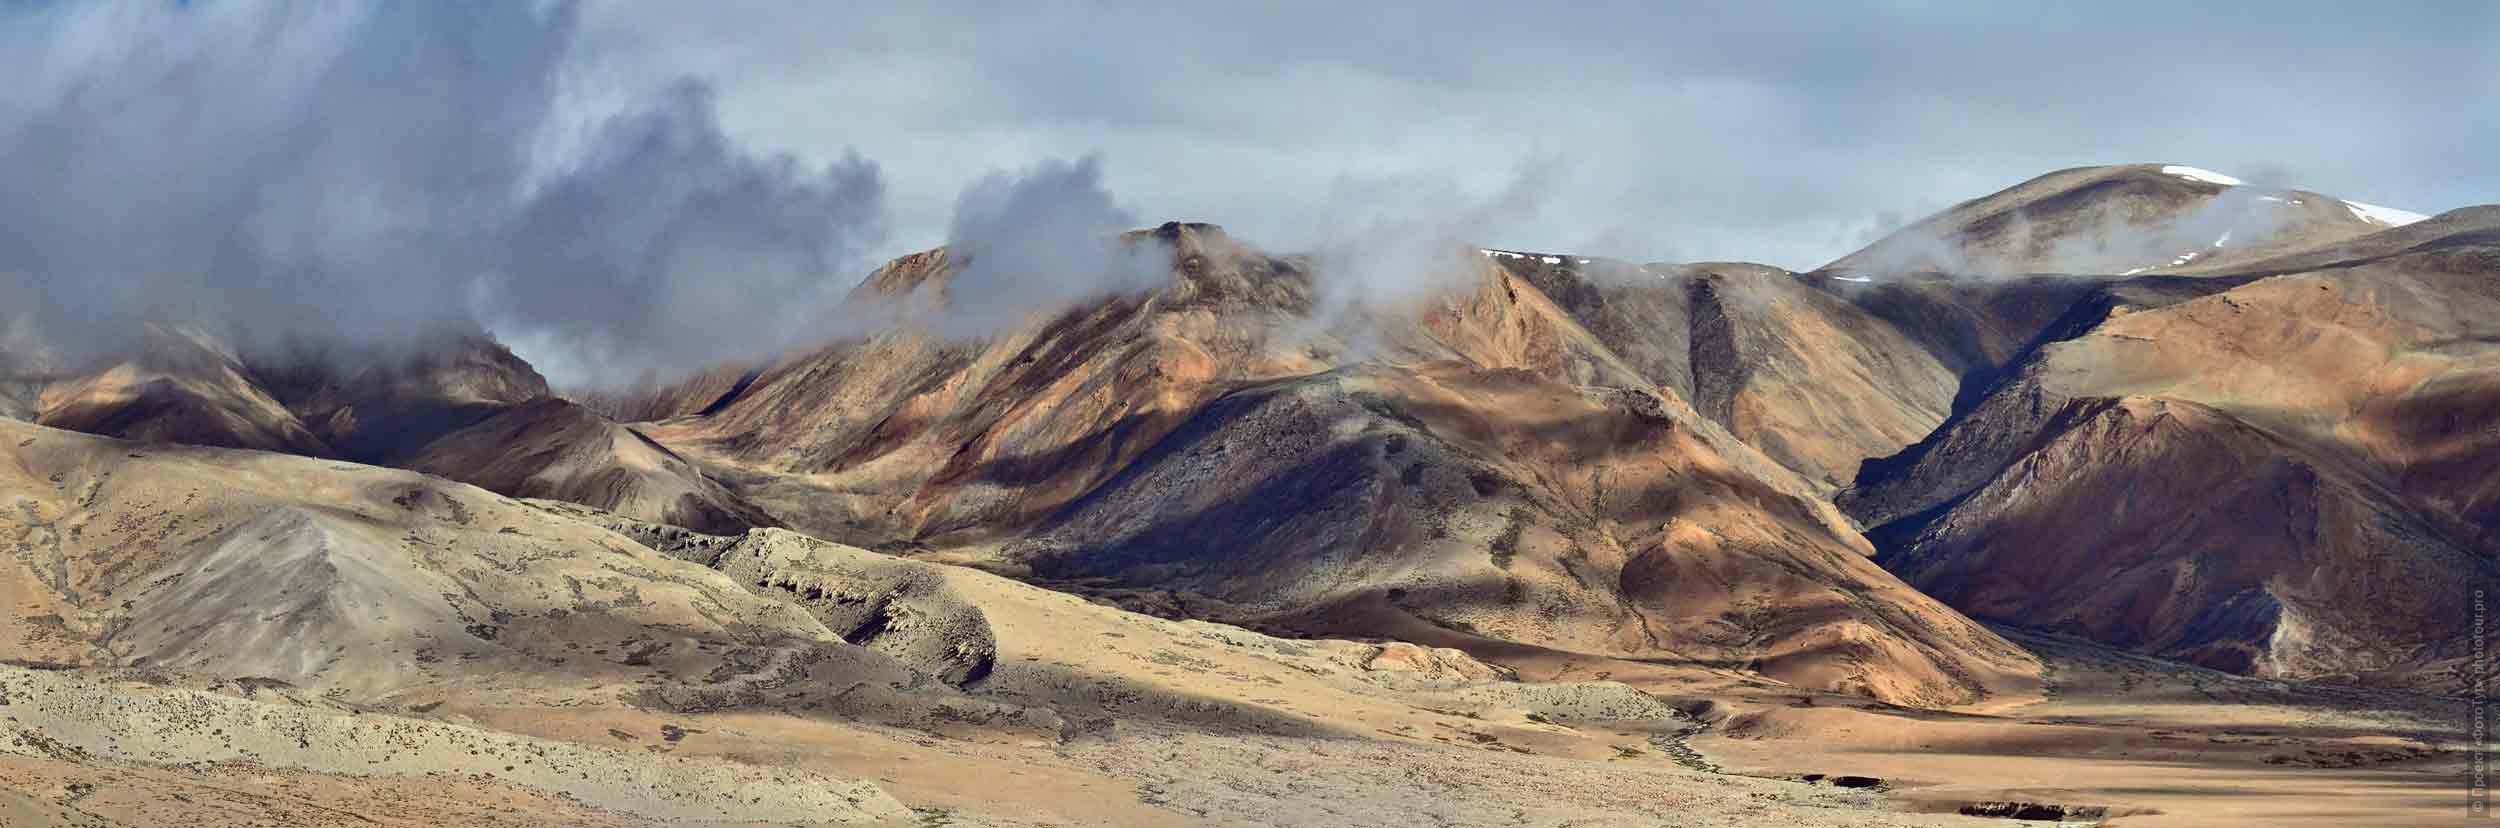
[1820,163,2418,279]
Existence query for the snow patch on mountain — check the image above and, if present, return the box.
[2161,165,2246,187]
[2342,200,2429,227]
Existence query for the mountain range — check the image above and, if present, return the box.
[1,163,2486,826]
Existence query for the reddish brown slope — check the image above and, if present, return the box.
[642,223,1330,541]
[1508,258,1961,488]
[1847,208,2500,689]
[35,326,333,457]
[1881,396,2486,685]
[632,223,2043,706]
[1022,362,2035,706]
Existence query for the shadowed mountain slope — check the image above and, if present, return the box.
[34,326,334,457]
[625,222,2043,706]
[0,417,2022,827]
[2,333,771,533]
[398,398,773,535]
[1503,257,1959,489]
[1841,205,2500,690]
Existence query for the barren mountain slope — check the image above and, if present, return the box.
[1824,163,2394,279]
[1018,360,2039,707]
[397,398,771,534]
[31,326,333,457]
[1505,257,1960,487]
[252,334,552,464]
[453,508,2024,828]
[643,221,1659,542]
[626,224,2043,706]
[1804,163,2438,419]
[1879,396,2491,685]
[639,223,1332,541]
[273,341,773,532]
[1842,208,2500,688]
[0,418,892,702]
[0,420,1994,827]
[6,333,771,533]
[4,166,2487,824]
[2166,203,2500,278]
[569,361,759,423]
[1806,163,2416,395]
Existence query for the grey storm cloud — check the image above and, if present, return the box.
[0,1,563,356]
[484,81,885,385]
[5,0,2497,386]
[924,155,1166,336]
[0,1,887,387]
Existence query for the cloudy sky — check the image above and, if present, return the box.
[4,1,2494,385]
[572,1,2499,266]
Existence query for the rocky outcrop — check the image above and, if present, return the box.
[541,504,1000,689]
[713,528,998,687]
